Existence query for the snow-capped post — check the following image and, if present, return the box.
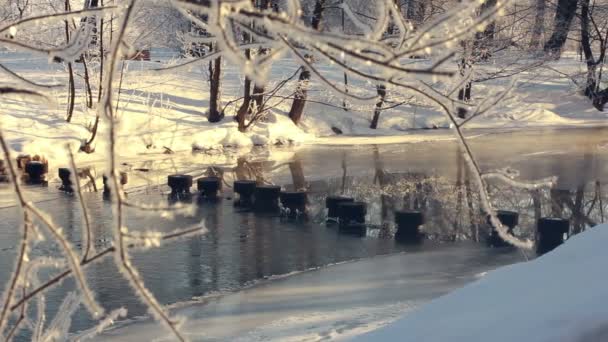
[537,218,570,255]
[280,191,307,218]
[25,160,46,184]
[234,180,257,207]
[326,196,354,222]
[394,210,424,243]
[58,167,74,193]
[102,174,110,197]
[254,184,281,213]
[197,176,222,200]
[168,174,193,200]
[338,201,367,234]
[103,172,127,198]
[16,154,30,170]
[487,210,519,247]
[0,159,7,182]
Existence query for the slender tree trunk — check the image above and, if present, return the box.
[252,84,265,110]
[370,85,387,129]
[406,0,426,28]
[580,0,597,97]
[249,0,271,114]
[82,58,93,108]
[544,0,579,56]
[458,56,472,103]
[97,4,104,103]
[530,0,546,49]
[288,69,310,125]
[236,50,252,132]
[208,49,223,123]
[288,0,325,125]
[81,0,102,153]
[64,0,75,122]
[580,0,608,111]
[66,63,76,122]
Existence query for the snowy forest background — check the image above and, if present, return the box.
[0,0,607,340]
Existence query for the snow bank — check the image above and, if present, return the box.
[2,52,607,169]
[355,225,608,342]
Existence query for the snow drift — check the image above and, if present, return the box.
[355,225,608,342]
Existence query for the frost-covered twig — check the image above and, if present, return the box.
[67,146,95,263]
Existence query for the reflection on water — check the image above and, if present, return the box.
[1,127,608,338]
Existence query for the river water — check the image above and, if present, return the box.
[1,127,607,340]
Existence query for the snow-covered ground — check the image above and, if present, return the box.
[357,225,608,342]
[1,50,607,167]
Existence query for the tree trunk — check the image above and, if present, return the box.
[406,0,426,28]
[370,85,387,129]
[66,63,76,122]
[478,0,497,40]
[580,0,600,100]
[529,0,546,49]
[580,0,608,111]
[97,0,104,103]
[287,0,325,126]
[593,88,608,111]
[82,58,93,108]
[458,83,472,103]
[64,0,75,122]
[288,69,310,125]
[208,53,224,123]
[544,0,579,56]
[252,84,265,110]
[236,52,252,132]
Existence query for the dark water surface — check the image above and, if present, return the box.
[1,127,607,338]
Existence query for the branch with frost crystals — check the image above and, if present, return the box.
[0,7,115,63]
[482,173,557,190]
[0,87,45,98]
[73,308,128,341]
[0,7,116,35]
[123,221,207,250]
[10,225,207,316]
[457,80,518,127]
[99,2,195,340]
[0,64,62,90]
[38,292,81,341]
[68,146,95,263]
[0,130,32,336]
[24,205,103,318]
[152,50,223,72]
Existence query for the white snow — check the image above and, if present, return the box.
[1,50,607,169]
[355,225,608,342]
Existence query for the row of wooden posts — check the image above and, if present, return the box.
[17,163,570,256]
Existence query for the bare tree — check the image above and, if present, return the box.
[530,0,546,49]
[544,0,579,55]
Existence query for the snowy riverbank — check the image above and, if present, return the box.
[1,51,607,167]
